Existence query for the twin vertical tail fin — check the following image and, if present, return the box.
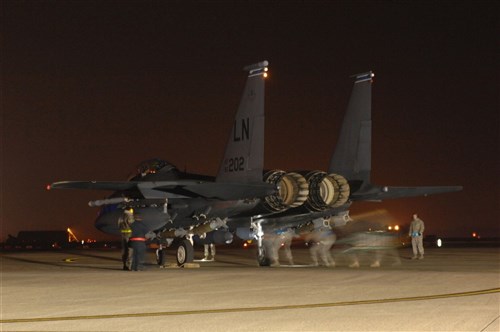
[329,71,462,201]
[329,71,374,193]
[216,61,268,183]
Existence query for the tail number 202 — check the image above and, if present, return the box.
[224,157,245,172]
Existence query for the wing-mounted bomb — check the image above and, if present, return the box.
[262,170,309,212]
[193,229,233,245]
[302,171,350,211]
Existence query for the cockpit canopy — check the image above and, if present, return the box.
[128,159,178,180]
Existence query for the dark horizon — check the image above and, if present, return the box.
[2,1,498,241]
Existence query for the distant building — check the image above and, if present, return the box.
[5,230,69,249]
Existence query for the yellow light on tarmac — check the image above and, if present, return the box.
[263,72,268,78]
[394,225,400,231]
[388,226,392,230]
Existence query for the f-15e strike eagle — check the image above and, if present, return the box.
[49,61,461,266]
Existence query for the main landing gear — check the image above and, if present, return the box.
[156,237,195,267]
[252,218,271,267]
[174,238,194,266]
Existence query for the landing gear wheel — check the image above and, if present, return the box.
[257,247,270,267]
[175,239,194,266]
[156,248,166,266]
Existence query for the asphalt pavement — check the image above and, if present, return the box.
[1,246,499,331]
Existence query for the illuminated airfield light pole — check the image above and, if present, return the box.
[66,228,78,242]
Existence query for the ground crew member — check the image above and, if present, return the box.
[409,213,425,259]
[118,208,135,270]
[129,215,149,271]
[262,233,279,267]
[307,219,336,267]
[203,243,216,261]
[274,228,295,266]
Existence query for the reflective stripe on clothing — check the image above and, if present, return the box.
[130,237,146,241]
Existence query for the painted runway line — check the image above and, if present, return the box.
[2,287,499,324]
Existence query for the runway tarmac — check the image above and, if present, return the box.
[1,246,499,331]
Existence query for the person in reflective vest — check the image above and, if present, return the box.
[118,208,135,270]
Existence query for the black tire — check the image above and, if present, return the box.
[156,248,166,266]
[175,239,194,266]
[257,247,270,266]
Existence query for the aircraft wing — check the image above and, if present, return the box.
[49,180,277,200]
[140,182,277,200]
[49,181,137,191]
[351,185,463,201]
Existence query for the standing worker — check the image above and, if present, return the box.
[409,213,425,260]
[118,208,135,270]
[307,219,336,267]
[129,213,149,271]
[275,228,296,266]
[203,243,216,261]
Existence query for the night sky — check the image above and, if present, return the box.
[2,1,498,241]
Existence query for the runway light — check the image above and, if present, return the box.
[263,72,268,78]
[437,238,442,247]
[46,184,51,190]
[394,225,400,231]
[388,226,393,231]
[472,232,477,238]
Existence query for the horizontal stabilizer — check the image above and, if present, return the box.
[351,185,463,201]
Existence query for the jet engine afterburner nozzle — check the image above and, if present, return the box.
[262,170,309,212]
[304,171,350,211]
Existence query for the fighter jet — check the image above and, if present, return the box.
[49,65,462,267]
[225,71,462,265]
